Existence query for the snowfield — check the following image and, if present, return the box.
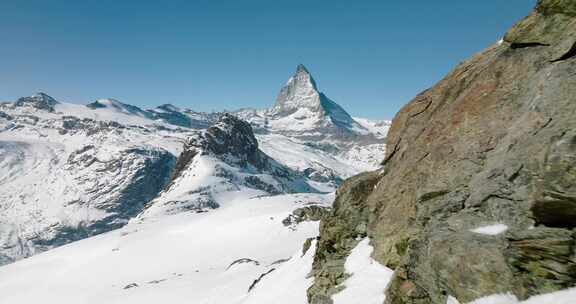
[0,193,331,304]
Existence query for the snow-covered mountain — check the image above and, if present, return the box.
[267,64,360,132]
[140,114,323,219]
[235,64,387,138]
[0,97,189,265]
[0,65,389,266]
[235,64,390,178]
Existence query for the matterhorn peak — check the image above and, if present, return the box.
[295,63,310,74]
[267,64,359,131]
[269,64,322,117]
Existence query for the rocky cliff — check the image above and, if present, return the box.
[309,1,576,303]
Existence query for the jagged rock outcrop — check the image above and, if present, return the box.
[282,205,332,228]
[173,113,276,175]
[140,114,317,217]
[309,1,576,303]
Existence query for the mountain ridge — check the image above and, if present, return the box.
[0,65,388,265]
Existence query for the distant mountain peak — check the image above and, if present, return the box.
[33,92,57,101]
[14,92,59,112]
[86,98,151,118]
[296,63,310,74]
[267,65,359,132]
[269,65,322,117]
[156,104,180,112]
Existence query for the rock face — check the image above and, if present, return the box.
[308,171,381,304]
[309,1,576,303]
[172,114,277,176]
[0,94,184,265]
[0,140,175,265]
[270,64,322,116]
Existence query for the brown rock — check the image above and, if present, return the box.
[309,1,576,303]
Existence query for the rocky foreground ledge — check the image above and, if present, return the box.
[307,1,576,303]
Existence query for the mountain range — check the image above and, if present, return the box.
[2,1,575,303]
[0,64,389,265]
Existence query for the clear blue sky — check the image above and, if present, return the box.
[0,0,535,119]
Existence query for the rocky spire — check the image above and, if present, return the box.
[183,113,266,169]
[268,64,357,130]
[269,64,322,116]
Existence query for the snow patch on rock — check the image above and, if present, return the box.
[332,238,394,304]
[470,224,508,236]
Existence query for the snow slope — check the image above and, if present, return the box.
[0,193,331,304]
[0,100,190,264]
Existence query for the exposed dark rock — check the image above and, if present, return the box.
[61,116,125,135]
[28,147,177,260]
[531,130,576,228]
[307,171,380,304]
[269,257,291,266]
[227,258,260,270]
[0,111,13,121]
[13,115,39,125]
[302,237,316,257]
[178,114,270,170]
[303,167,343,185]
[248,268,276,292]
[123,283,139,289]
[505,228,576,298]
[509,42,550,49]
[282,205,331,228]
[148,114,315,216]
[244,176,281,194]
